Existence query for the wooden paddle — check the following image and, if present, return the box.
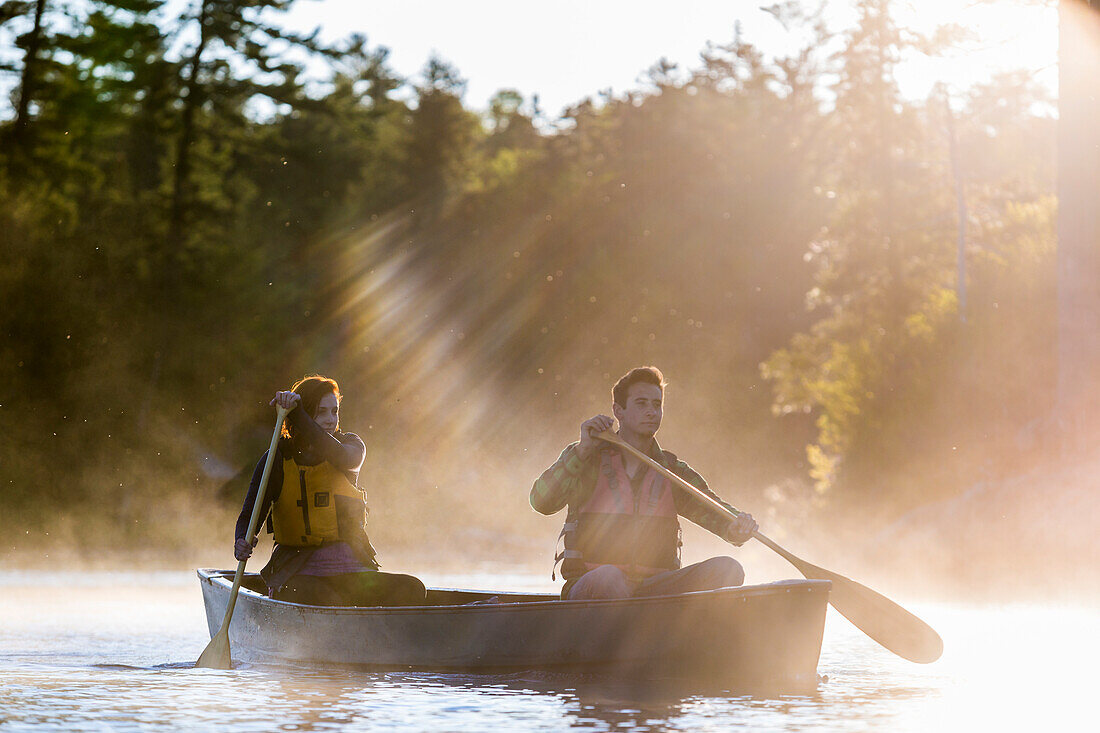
[196,405,289,670]
[595,430,944,664]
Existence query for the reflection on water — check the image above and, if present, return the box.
[1,571,1095,732]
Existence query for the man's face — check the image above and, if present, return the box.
[613,382,663,439]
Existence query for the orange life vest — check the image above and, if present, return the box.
[557,448,681,581]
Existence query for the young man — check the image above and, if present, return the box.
[531,366,758,600]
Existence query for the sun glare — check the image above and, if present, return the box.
[888,0,1058,100]
[898,605,1100,732]
[271,0,1057,119]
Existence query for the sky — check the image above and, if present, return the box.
[0,1,1058,120]
[275,0,1058,118]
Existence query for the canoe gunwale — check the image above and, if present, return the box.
[196,567,829,615]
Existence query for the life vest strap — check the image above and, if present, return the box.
[552,522,580,580]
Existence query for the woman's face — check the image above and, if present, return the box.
[313,393,339,434]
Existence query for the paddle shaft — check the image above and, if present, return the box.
[594,430,758,536]
[596,433,820,571]
[593,430,944,664]
[222,406,287,625]
[197,406,288,668]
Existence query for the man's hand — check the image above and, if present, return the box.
[576,414,615,462]
[234,536,258,561]
[725,512,759,546]
[269,391,301,411]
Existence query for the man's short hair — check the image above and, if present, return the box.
[612,366,666,408]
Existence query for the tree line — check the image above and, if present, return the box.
[0,0,1055,560]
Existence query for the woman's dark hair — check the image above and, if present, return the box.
[612,366,665,408]
[282,375,341,438]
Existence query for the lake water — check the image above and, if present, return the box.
[1,571,1094,732]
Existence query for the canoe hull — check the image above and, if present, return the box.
[197,570,829,689]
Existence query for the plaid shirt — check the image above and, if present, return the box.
[530,438,747,543]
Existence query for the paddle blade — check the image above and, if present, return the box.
[752,531,942,663]
[195,627,232,670]
[795,560,942,664]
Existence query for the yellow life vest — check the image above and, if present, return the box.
[271,457,365,546]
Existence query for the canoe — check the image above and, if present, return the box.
[197,569,830,689]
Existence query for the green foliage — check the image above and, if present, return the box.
[760,0,1056,500]
[0,0,1059,560]
[405,55,482,208]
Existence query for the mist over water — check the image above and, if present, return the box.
[11,192,1091,608]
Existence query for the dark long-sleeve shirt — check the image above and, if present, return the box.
[530,439,747,544]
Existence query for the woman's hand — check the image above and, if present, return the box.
[234,536,257,561]
[269,391,301,411]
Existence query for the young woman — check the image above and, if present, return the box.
[234,375,425,606]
